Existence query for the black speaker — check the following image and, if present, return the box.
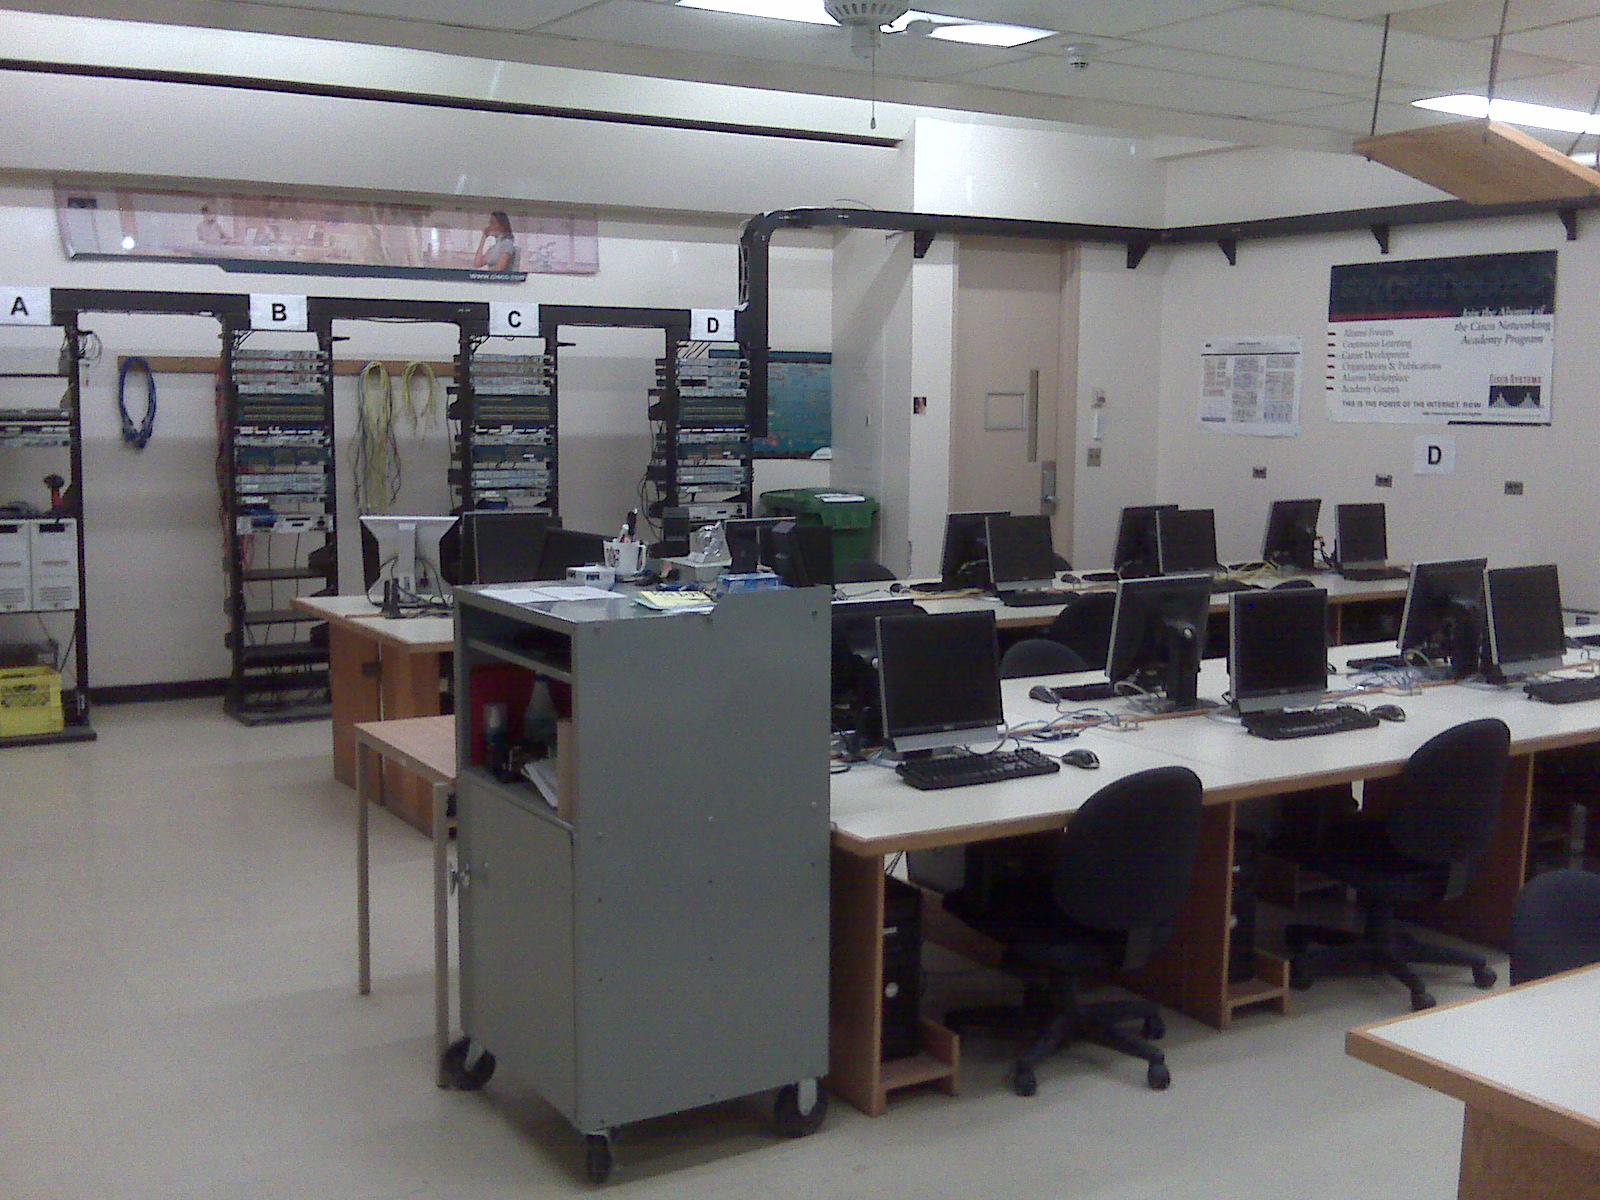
[881,876,923,1061]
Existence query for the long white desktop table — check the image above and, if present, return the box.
[826,642,1600,1116]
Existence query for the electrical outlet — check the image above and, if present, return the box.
[1251,466,1267,479]
[1086,447,1102,468]
[1375,474,1393,488]
[1505,480,1524,495]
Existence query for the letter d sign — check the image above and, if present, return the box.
[250,294,308,331]
[1413,434,1456,475]
[691,308,736,342]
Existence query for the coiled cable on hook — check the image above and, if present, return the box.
[351,360,400,513]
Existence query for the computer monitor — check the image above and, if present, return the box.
[985,514,1056,593]
[1486,564,1566,682]
[830,596,920,747]
[766,519,834,587]
[1156,508,1220,575]
[723,517,783,573]
[1229,586,1329,713]
[1261,499,1322,571]
[360,515,459,603]
[1107,572,1213,710]
[1112,504,1177,578]
[940,511,1006,587]
[875,609,1004,756]
[450,512,557,585]
[534,528,607,581]
[1398,557,1488,677]
[1336,502,1389,569]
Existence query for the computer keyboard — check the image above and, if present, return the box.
[1340,566,1410,582]
[1524,676,1600,704]
[999,589,1074,607]
[1210,577,1259,594]
[1241,705,1382,740]
[896,747,1062,790]
[1346,654,1407,672]
[1037,681,1119,703]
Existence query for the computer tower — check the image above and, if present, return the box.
[881,875,923,1061]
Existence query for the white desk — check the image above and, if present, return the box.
[1347,964,1600,1200]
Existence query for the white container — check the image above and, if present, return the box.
[604,540,645,576]
[28,518,79,611]
[0,520,30,613]
[567,564,616,589]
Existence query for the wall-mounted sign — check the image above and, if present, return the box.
[691,309,736,342]
[1413,434,1457,475]
[1198,335,1303,437]
[1,286,50,325]
[489,303,536,337]
[250,294,308,331]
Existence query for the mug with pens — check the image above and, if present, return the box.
[606,509,646,577]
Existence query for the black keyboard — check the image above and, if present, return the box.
[1341,566,1410,582]
[1210,577,1259,594]
[1038,681,1118,703]
[896,747,1062,790]
[1241,705,1382,740]
[1346,654,1407,672]
[1524,677,1600,704]
[999,589,1073,607]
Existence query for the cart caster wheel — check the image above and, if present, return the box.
[1410,990,1437,1012]
[773,1080,828,1137]
[584,1133,613,1184]
[440,1037,496,1091]
[1147,1061,1171,1090]
[1011,1065,1037,1097]
[1141,1013,1166,1040]
[1472,965,1497,989]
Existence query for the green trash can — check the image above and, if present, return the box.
[760,487,879,574]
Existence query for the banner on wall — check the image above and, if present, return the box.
[1325,250,1554,425]
[54,185,599,283]
[1198,336,1302,436]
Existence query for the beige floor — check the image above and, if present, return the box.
[2,698,1479,1199]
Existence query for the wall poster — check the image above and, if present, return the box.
[1198,336,1302,436]
[1326,250,1554,425]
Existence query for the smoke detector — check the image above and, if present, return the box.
[824,0,911,57]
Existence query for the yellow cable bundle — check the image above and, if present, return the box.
[352,360,400,514]
[399,360,442,430]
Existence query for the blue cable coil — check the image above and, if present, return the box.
[118,355,157,449]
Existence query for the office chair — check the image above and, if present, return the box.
[835,559,896,584]
[1510,868,1600,985]
[1284,717,1509,1010]
[942,765,1204,1096]
[1000,638,1089,679]
[1045,591,1116,670]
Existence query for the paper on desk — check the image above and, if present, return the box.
[480,584,618,604]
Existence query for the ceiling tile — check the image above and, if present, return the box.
[1100,42,1372,97]
[1275,0,1446,19]
[271,0,599,32]
[1505,16,1600,65]
[907,1,1243,39]
[1390,0,1600,41]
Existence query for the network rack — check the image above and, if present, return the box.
[451,337,557,514]
[219,324,337,724]
[648,349,753,555]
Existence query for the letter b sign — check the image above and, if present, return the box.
[250,294,308,331]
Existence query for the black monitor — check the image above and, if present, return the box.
[534,528,607,581]
[985,514,1056,593]
[875,609,1003,756]
[830,596,920,746]
[940,511,1005,587]
[1156,508,1219,575]
[1398,557,1488,677]
[1107,572,1213,710]
[450,512,558,584]
[1336,502,1389,568]
[1486,564,1566,682]
[766,519,834,587]
[723,517,783,573]
[1113,504,1177,578]
[1229,586,1329,714]
[1261,499,1322,570]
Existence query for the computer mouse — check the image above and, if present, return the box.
[1059,572,1081,586]
[1062,748,1100,769]
[1371,704,1406,722]
[889,582,907,594]
[1029,685,1059,704]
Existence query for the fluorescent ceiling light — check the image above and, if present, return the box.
[1415,94,1600,136]
[676,0,1052,46]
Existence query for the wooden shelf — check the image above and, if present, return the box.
[1226,952,1291,1017]
[1355,119,1600,205]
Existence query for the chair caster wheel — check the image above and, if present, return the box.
[1472,965,1497,989]
[1147,1061,1171,1090]
[1410,990,1437,1012]
[584,1133,613,1184]
[772,1081,828,1137]
[1141,1014,1166,1040]
[440,1037,496,1091]
[1011,1065,1038,1097]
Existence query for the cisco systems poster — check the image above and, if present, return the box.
[1326,250,1555,425]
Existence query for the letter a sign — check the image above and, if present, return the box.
[250,294,309,331]
[1,287,51,325]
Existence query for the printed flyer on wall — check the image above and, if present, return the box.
[1198,336,1302,436]
[1326,250,1554,426]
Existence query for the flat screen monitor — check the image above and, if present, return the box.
[1156,508,1219,575]
[1486,563,1566,681]
[875,609,1003,756]
[1261,498,1322,571]
[534,528,607,581]
[360,515,459,602]
[985,514,1056,592]
[723,517,783,573]
[1398,557,1488,677]
[940,511,1005,587]
[456,512,558,585]
[1113,504,1177,578]
[1229,586,1329,713]
[766,519,834,587]
[1107,572,1213,710]
[1336,502,1389,569]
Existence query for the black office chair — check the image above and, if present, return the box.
[835,559,897,584]
[1045,591,1116,671]
[1510,868,1600,985]
[1000,638,1088,679]
[942,765,1204,1096]
[1284,717,1509,1010]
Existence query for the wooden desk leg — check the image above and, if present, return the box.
[331,624,381,790]
[829,847,887,1116]
[1458,1106,1600,1200]
[379,649,444,833]
[356,738,372,996]
[433,779,451,1087]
